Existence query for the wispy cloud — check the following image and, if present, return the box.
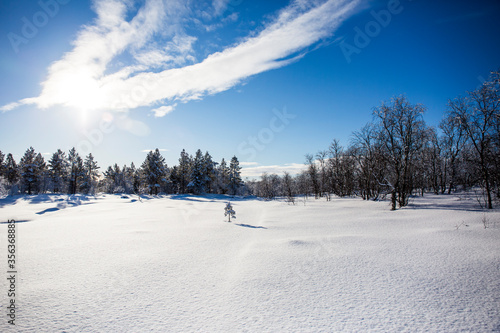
[239,161,259,167]
[241,163,307,179]
[151,104,176,117]
[1,0,361,116]
[212,0,230,17]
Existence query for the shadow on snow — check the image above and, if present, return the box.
[234,223,267,229]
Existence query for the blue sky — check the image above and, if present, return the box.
[1,0,499,179]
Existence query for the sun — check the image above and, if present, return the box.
[42,68,106,112]
[66,74,106,111]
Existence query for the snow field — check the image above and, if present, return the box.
[0,193,499,332]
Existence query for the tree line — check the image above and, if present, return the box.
[1,71,498,209]
[0,147,243,196]
[248,70,500,209]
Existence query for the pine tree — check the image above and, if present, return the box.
[122,164,133,193]
[169,166,180,194]
[114,164,124,192]
[189,149,206,194]
[224,201,236,222]
[19,147,38,195]
[203,151,215,193]
[128,162,142,194]
[81,153,100,195]
[68,148,84,195]
[34,153,47,193]
[49,149,68,193]
[228,156,242,195]
[103,166,116,193]
[4,153,19,186]
[217,158,229,194]
[0,150,5,179]
[178,149,191,194]
[141,148,166,195]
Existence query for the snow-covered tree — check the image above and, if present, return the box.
[34,152,47,193]
[68,148,84,195]
[19,147,46,194]
[189,149,207,194]
[0,150,5,179]
[224,201,236,222]
[128,162,142,194]
[49,149,67,193]
[104,164,129,193]
[19,147,38,194]
[203,151,215,193]
[141,148,167,195]
[103,165,117,193]
[228,156,242,195]
[169,165,180,194]
[81,153,100,195]
[217,158,229,194]
[4,153,18,187]
[178,149,191,194]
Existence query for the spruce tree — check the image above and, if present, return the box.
[68,148,84,195]
[19,147,40,194]
[81,153,100,195]
[217,158,229,194]
[229,156,242,195]
[224,201,236,222]
[203,152,215,193]
[128,162,142,194]
[4,153,19,187]
[103,166,116,193]
[169,166,180,194]
[0,150,5,179]
[189,149,206,194]
[49,149,68,193]
[141,148,166,195]
[113,164,124,192]
[178,149,191,194]
[34,152,47,193]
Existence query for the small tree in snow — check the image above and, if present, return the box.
[224,201,236,222]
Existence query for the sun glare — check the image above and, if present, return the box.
[49,69,106,112]
[68,76,105,111]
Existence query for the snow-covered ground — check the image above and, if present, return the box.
[1,193,499,332]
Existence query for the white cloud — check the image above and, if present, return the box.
[151,104,176,117]
[241,163,307,179]
[212,0,230,17]
[239,161,259,166]
[1,0,361,115]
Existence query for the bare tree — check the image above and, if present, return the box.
[305,154,320,199]
[316,150,330,200]
[283,172,296,204]
[447,72,499,209]
[373,96,427,210]
[328,140,343,197]
[439,114,466,194]
[351,123,386,200]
